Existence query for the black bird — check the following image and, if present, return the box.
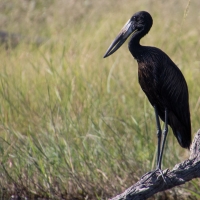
[104,11,191,174]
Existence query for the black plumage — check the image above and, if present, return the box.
[104,11,191,171]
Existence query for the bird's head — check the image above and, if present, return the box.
[103,11,153,58]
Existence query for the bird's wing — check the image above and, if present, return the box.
[158,58,191,148]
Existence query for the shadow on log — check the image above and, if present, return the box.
[110,130,200,200]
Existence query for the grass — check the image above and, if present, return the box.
[0,0,200,199]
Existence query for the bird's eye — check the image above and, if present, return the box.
[134,17,140,23]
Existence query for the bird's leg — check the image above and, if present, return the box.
[154,106,162,167]
[142,106,168,184]
[157,108,168,169]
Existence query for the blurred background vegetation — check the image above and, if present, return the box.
[0,0,199,199]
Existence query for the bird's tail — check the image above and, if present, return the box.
[169,112,191,149]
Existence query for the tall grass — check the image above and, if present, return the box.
[0,0,200,199]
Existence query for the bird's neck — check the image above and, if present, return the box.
[128,30,147,61]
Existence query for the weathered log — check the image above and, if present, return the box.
[110,130,200,200]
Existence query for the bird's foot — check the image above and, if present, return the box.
[155,168,168,183]
[141,168,169,184]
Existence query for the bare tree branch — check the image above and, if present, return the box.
[110,130,200,200]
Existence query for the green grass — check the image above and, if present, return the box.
[0,0,200,199]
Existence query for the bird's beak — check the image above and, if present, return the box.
[103,19,136,58]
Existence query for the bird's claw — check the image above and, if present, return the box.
[141,168,169,184]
